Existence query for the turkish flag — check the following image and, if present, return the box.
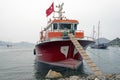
[46,2,54,17]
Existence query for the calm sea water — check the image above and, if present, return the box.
[0,46,35,80]
[0,46,120,80]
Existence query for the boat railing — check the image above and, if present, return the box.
[74,30,84,38]
[46,30,84,39]
[39,30,93,42]
[83,36,95,41]
[38,36,94,43]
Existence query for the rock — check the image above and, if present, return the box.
[82,77,88,80]
[97,75,106,80]
[94,78,99,80]
[45,79,51,80]
[69,76,81,80]
[45,69,62,78]
[116,74,120,79]
[87,75,96,80]
[105,74,113,79]
[57,73,120,80]
[58,78,65,80]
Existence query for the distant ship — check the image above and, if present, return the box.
[34,2,94,73]
[6,44,13,47]
[90,21,108,49]
[91,43,108,49]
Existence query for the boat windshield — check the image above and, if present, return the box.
[53,23,77,30]
[53,23,58,30]
[59,23,71,30]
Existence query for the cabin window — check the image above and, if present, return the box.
[74,24,77,30]
[59,24,71,30]
[53,23,58,30]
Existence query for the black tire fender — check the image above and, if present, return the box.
[33,49,36,55]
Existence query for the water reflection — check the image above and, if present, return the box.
[34,61,86,79]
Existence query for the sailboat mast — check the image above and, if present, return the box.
[93,25,95,41]
[98,21,100,45]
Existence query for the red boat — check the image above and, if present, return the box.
[34,3,93,75]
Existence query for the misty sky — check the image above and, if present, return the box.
[0,0,120,43]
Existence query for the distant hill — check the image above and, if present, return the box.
[14,41,35,46]
[0,41,13,46]
[108,37,120,46]
[0,41,34,47]
[95,37,110,44]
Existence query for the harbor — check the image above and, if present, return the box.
[34,47,120,79]
[0,46,120,80]
[33,2,120,79]
[0,0,120,80]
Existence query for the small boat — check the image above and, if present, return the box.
[34,2,94,74]
[90,21,108,49]
[91,43,108,49]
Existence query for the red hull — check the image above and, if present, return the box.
[35,40,93,69]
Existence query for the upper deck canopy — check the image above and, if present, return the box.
[52,19,79,24]
[45,19,79,30]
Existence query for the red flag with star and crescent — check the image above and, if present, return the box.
[46,2,54,17]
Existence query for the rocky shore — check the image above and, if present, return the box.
[45,74,120,80]
[58,74,120,80]
[44,69,120,80]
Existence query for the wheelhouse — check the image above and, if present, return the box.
[51,20,78,31]
[40,19,84,41]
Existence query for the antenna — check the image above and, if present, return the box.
[53,3,65,20]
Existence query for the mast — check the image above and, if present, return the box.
[92,25,95,41]
[54,3,65,20]
[58,3,64,19]
[98,21,100,45]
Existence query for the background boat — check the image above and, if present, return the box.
[91,21,108,49]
